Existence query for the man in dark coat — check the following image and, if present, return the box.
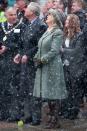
[0,7,26,121]
[15,0,28,24]
[81,23,87,101]
[71,0,87,30]
[14,2,47,124]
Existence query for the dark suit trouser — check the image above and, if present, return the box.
[19,63,41,122]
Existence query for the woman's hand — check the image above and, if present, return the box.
[60,46,64,52]
[0,45,7,54]
[21,55,28,63]
[34,58,43,68]
[13,54,21,64]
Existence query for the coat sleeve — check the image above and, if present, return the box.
[41,32,63,63]
[62,34,83,58]
[24,24,47,59]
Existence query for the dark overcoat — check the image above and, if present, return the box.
[19,17,47,120]
[20,17,47,97]
[0,21,26,119]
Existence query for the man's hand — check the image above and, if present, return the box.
[21,55,28,63]
[0,45,7,54]
[13,54,21,64]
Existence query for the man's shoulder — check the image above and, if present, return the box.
[17,22,27,29]
[34,18,46,27]
[37,18,47,31]
[0,21,7,29]
[75,9,86,17]
[0,21,7,25]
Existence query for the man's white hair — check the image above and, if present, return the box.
[5,7,16,12]
[28,2,40,16]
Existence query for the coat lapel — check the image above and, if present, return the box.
[41,27,58,40]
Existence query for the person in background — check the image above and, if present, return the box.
[53,0,67,14]
[61,14,85,119]
[71,0,87,30]
[7,0,16,7]
[0,0,7,9]
[41,0,55,23]
[15,0,28,24]
[80,18,87,104]
[0,1,7,23]
[53,0,67,28]
[33,9,67,129]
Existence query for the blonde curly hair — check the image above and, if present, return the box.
[64,14,81,39]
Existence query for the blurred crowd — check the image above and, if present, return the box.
[0,0,87,129]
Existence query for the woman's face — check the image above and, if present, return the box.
[65,16,70,28]
[46,13,55,25]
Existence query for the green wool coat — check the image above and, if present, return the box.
[33,26,67,100]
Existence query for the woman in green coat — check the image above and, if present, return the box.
[33,9,67,128]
